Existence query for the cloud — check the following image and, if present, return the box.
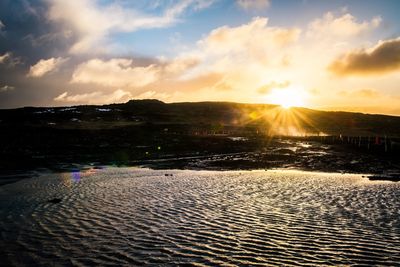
[328,38,400,76]
[156,72,224,92]
[194,0,216,10]
[71,58,160,88]
[54,89,132,104]
[0,52,10,63]
[28,57,68,77]
[0,85,15,92]
[191,16,301,84]
[175,17,300,94]
[2,3,398,115]
[0,52,22,67]
[354,89,380,98]
[257,81,290,94]
[202,17,300,55]
[46,0,214,54]
[0,19,4,31]
[71,56,199,88]
[237,0,270,10]
[162,56,200,76]
[339,89,380,98]
[0,0,69,62]
[308,12,381,38]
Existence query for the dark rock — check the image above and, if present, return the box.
[48,198,62,204]
[367,175,400,182]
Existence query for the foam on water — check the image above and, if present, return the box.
[0,168,399,266]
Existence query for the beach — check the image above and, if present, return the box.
[1,168,399,266]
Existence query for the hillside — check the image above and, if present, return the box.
[0,100,399,179]
[1,99,399,136]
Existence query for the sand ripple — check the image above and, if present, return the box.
[1,168,399,266]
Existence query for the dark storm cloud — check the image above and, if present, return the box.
[0,0,75,108]
[0,0,171,109]
[329,37,400,76]
[0,0,75,64]
[0,1,158,108]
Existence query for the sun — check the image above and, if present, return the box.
[266,86,307,109]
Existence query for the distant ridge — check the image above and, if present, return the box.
[0,99,399,136]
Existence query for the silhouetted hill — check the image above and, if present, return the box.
[0,99,399,136]
[0,99,399,180]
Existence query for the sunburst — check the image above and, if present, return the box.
[266,86,307,109]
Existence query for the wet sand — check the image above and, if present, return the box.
[1,137,399,185]
[1,168,399,266]
[133,138,400,181]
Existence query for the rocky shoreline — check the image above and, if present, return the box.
[1,137,399,185]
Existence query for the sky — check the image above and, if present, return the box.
[0,0,400,115]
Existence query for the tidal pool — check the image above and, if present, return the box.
[1,168,399,266]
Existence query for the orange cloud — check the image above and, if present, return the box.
[257,80,290,94]
[338,89,380,98]
[148,72,224,93]
[329,38,400,75]
[355,89,380,98]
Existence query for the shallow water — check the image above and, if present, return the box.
[1,168,399,266]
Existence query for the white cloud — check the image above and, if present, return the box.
[0,52,23,67]
[0,52,10,64]
[54,89,132,104]
[0,85,15,92]
[180,17,300,91]
[237,0,270,10]
[200,17,300,57]
[71,56,199,88]
[308,12,381,38]
[194,0,216,10]
[28,57,68,77]
[71,58,160,88]
[0,20,4,30]
[163,56,200,76]
[46,0,214,54]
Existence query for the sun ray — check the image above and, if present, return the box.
[265,86,307,109]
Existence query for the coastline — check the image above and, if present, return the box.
[1,137,399,186]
